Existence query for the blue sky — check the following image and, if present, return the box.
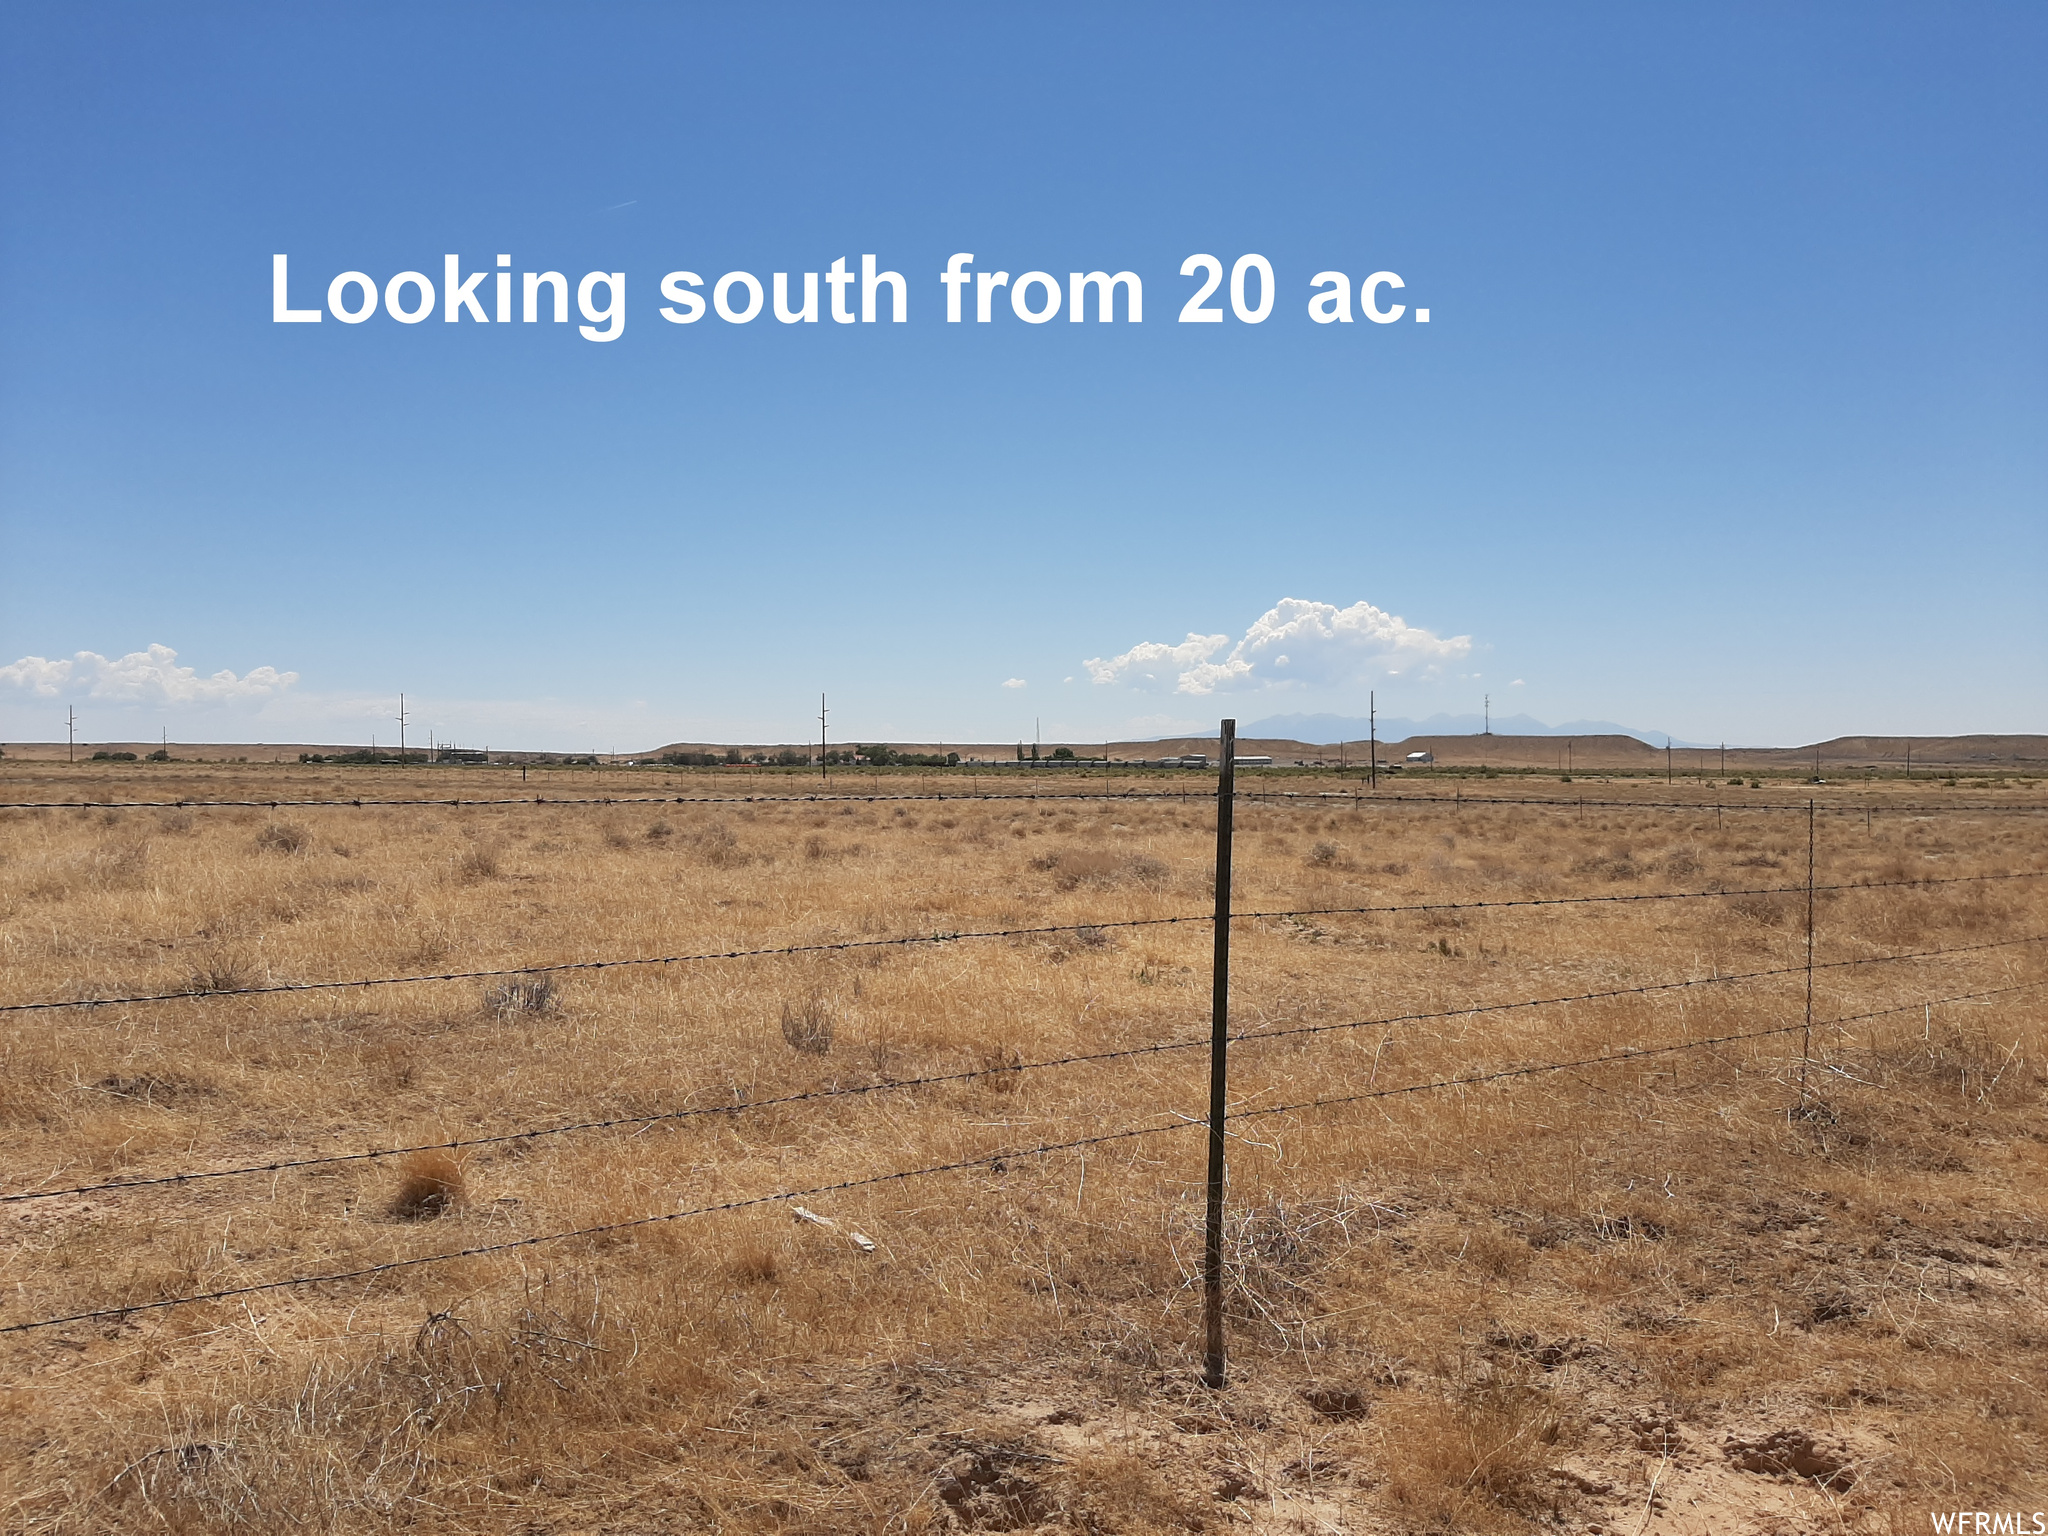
[2,1,2042,750]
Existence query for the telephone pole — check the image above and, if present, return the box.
[1483,694,1490,735]
[67,706,76,763]
[1368,691,1377,789]
[819,692,828,783]
[396,694,409,764]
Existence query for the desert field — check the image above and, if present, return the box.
[1,761,2043,1534]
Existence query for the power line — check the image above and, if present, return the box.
[10,931,2037,1206]
[6,870,2040,1016]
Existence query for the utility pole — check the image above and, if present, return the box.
[67,706,76,763]
[1905,739,1911,780]
[819,692,828,783]
[396,694,409,764]
[1567,740,1572,776]
[1484,694,1489,735]
[1368,691,1377,790]
[1666,735,1672,783]
[1720,741,1725,779]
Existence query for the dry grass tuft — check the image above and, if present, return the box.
[1381,1369,1562,1529]
[1031,846,1170,890]
[254,820,309,854]
[730,1243,779,1285]
[486,976,560,1018]
[388,1151,465,1220]
[696,821,749,867]
[780,994,834,1054]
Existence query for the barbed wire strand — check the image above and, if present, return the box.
[0,1118,1201,1336]
[1232,979,2048,1124]
[6,869,2040,1018]
[4,978,2035,1338]
[9,932,2038,1206]
[0,789,1211,811]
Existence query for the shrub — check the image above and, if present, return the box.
[487,977,560,1018]
[696,822,746,867]
[254,821,309,854]
[455,844,501,881]
[1031,847,1169,890]
[780,996,834,1054]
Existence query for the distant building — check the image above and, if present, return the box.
[1406,751,1435,764]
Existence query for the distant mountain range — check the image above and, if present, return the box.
[1238,711,1712,747]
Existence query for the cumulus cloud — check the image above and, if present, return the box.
[1002,677,1027,689]
[1083,599,1470,696]
[1082,632,1230,688]
[0,644,299,706]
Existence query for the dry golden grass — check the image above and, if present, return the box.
[0,761,2042,1533]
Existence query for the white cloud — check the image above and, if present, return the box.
[0,644,299,706]
[1082,632,1230,687]
[1001,677,1027,689]
[1083,599,1470,696]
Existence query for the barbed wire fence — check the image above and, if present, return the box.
[2,721,2042,1381]
[1,787,2042,816]
[6,873,2038,1017]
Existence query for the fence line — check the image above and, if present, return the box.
[1238,789,2048,817]
[2,977,2032,1340]
[1230,980,2048,1125]
[7,870,2039,1018]
[3,788,2041,816]
[0,789,1213,811]
[7,932,2038,1207]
